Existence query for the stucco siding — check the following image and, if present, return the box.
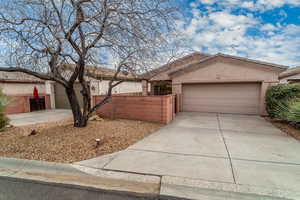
[173,59,280,84]
[90,80,142,95]
[1,83,46,95]
[148,53,209,81]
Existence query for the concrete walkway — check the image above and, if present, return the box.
[8,109,72,126]
[77,112,300,200]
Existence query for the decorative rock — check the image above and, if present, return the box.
[89,115,97,121]
[89,115,104,121]
[5,124,13,128]
[95,139,101,148]
[28,129,38,136]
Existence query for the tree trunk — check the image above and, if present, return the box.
[79,81,91,120]
[66,87,88,127]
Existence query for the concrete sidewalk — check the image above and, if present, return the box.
[8,109,72,126]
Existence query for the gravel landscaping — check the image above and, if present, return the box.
[0,118,162,163]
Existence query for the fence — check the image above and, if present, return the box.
[5,94,51,114]
[93,95,176,124]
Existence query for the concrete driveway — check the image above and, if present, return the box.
[88,112,300,198]
[8,109,72,126]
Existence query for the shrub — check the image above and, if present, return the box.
[287,102,300,123]
[0,89,10,131]
[266,83,300,119]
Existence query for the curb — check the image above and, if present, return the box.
[1,157,299,200]
[0,157,160,200]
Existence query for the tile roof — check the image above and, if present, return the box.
[61,64,142,81]
[142,52,210,81]
[0,64,142,83]
[0,71,44,83]
[279,66,300,79]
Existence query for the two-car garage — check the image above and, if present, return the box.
[182,83,261,115]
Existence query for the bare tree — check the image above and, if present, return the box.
[0,0,178,127]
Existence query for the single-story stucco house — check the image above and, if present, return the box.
[279,66,300,83]
[142,52,288,116]
[1,52,292,119]
[0,66,143,114]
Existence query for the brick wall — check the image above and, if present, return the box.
[93,95,176,124]
[5,94,51,114]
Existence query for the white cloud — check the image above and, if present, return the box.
[176,8,300,66]
[208,12,257,28]
[256,0,300,10]
[197,0,300,11]
[241,1,254,9]
[199,0,217,5]
[261,24,278,31]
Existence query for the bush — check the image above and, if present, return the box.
[266,83,300,119]
[287,102,300,123]
[0,89,10,131]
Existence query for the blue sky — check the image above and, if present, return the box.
[175,0,300,67]
[0,0,299,68]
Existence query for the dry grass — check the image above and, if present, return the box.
[0,119,162,163]
[266,118,300,141]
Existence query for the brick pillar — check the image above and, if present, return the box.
[142,80,148,96]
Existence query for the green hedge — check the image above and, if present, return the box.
[266,83,300,120]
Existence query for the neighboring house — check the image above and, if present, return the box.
[0,71,51,114]
[279,66,300,83]
[0,66,142,114]
[142,52,288,115]
[53,64,143,109]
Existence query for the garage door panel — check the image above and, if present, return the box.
[182,83,260,114]
[183,98,259,106]
[183,105,258,114]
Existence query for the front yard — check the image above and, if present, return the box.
[0,118,162,163]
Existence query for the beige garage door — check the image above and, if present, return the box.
[54,83,84,109]
[182,83,261,114]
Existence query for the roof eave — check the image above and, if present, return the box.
[169,53,289,77]
[0,79,45,84]
[217,53,289,70]
[142,52,211,79]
